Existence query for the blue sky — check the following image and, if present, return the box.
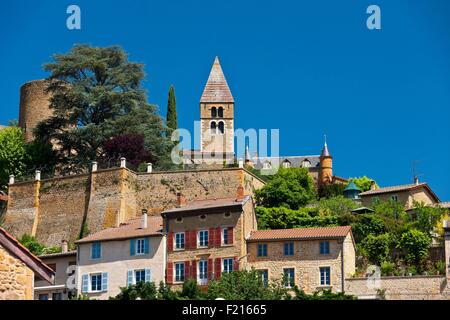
[0,0,449,200]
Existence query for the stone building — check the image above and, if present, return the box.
[0,227,54,300]
[246,226,355,294]
[34,241,77,300]
[162,187,257,289]
[75,214,165,299]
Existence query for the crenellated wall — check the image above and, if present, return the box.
[2,168,264,246]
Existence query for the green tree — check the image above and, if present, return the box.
[292,287,356,300]
[318,183,345,199]
[255,168,316,210]
[180,278,204,299]
[349,176,378,192]
[157,281,178,300]
[0,126,26,191]
[372,200,409,236]
[360,233,392,265]
[111,281,158,300]
[351,214,385,242]
[18,234,61,256]
[408,202,446,236]
[166,85,178,133]
[315,196,358,217]
[398,229,431,267]
[23,140,57,174]
[207,269,288,300]
[34,44,172,172]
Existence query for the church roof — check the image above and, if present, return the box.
[200,56,234,103]
[253,155,321,170]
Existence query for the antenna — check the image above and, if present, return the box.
[412,160,423,184]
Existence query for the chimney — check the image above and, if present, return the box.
[370,180,376,190]
[414,177,419,186]
[177,192,187,207]
[236,185,244,201]
[61,240,68,253]
[141,209,148,229]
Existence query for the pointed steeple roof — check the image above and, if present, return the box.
[321,142,331,157]
[200,56,234,103]
[245,145,252,162]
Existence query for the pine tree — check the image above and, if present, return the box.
[166,85,178,133]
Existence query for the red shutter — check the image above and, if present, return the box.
[192,260,197,280]
[233,256,239,271]
[185,261,190,280]
[167,262,173,284]
[228,227,234,245]
[168,232,174,252]
[216,227,222,246]
[207,258,213,280]
[215,258,222,279]
[184,231,190,250]
[208,228,215,248]
[192,231,197,249]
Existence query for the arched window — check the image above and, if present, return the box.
[210,121,217,134]
[211,107,217,118]
[301,159,311,168]
[218,121,224,134]
[282,160,291,168]
[218,107,224,118]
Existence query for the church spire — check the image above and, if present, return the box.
[200,56,234,103]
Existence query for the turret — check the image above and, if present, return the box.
[244,145,254,168]
[319,137,333,186]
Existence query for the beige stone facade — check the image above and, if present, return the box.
[246,233,355,293]
[0,244,35,300]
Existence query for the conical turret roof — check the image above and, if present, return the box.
[200,57,234,103]
[321,142,331,158]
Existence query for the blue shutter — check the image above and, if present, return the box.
[130,239,136,256]
[144,237,150,254]
[145,268,151,283]
[127,270,134,286]
[81,274,89,293]
[101,272,108,292]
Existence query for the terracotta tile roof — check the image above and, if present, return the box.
[200,56,234,103]
[0,227,55,284]
[247,226,352,241]
[38,251,77,259]
[76,216,163,243]
[359,183,440,202]
[162,196,249,216]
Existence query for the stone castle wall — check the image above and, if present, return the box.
[2,168,264,247]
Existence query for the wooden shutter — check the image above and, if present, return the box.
[130,239,136,256]
[228,227,234,244]
[233,256,239,271]
[144,237,150,254]
[185,261,191,280]
[192,260,197,280]
[208,228,215,248]
[215,258,221,279]
[207,258,213,280]
[127,270,134,286]
[145,269,151,283]
[191,231,197,249]
[167,232,174,252]
[167,262,173,284]
[101,272,108,292]
[185,231,190,250]
[81,274,89,293]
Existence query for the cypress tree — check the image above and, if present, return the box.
[166,85,178,132]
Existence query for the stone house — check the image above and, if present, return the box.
[246,226,355,294]
[75,214,165,299]
[162,187,257,289]
[359,180,440,210]
[34,241,77,300]
[0,227,54,300]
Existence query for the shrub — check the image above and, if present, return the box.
[360,233,392,265]
[398,229,431,267]
[112,281,157,300]
[380,261,395,276]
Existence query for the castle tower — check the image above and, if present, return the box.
[319,139,333,186]
[19,79,53,142]
[199,57,234,162]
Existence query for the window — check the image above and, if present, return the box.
[198,260,208,285]
[284,242,294,256]
[198,230,209,247]
[320,267,331,286]
[301,159,311,168]
[211,107,217,118]
[222,228,231,245]
[223,258,233,274]
[136,238,145,255]
[257,244,268,257]
[218,107,224,118]
[91,242,101,259]
[320,241,330,255]
[283,268,295,288]
[52,292,63,300]
[135,269,146,284]
[175,217,183,223]
[175,262,185,282]
[391,195,398,202]
[38,294,48,300]
[282,160,291,168]
[262,161,271,169]
[210,121,217,135]
[90,274,102,292]
[259,270,269,286]
[199,214,207,221]
[218,121,224,134]
[224,212,231,218]
[175,232,185,250]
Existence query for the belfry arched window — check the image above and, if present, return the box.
[211,107,217,118]
[218,121,225,134]
[210,121,217,135]
[218,107,224,118]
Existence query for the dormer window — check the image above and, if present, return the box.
[282,160,291,168]
[263,161,272,169]
[301,159,311,168]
